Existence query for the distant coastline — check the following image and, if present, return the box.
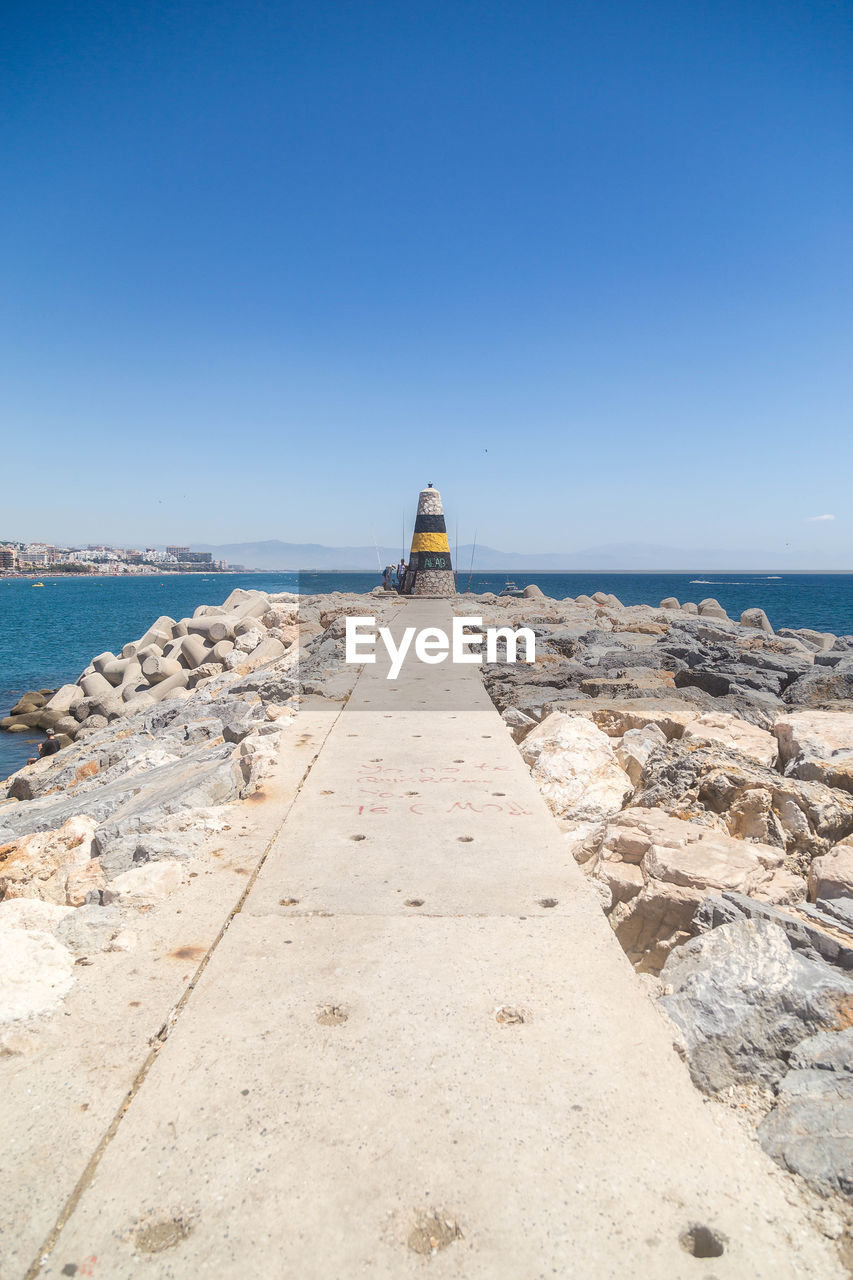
[5,567,853,578]
[0,570,242,581]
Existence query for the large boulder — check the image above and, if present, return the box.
[0,898,72,929]
[0,928,75,1022]
[674,662,787,701]
[64,858,105,906]
[578,670,675,700]
[783,669,853,707]
[808,842,853,903]
[659,918,853,1092]
[614,724,666,785]
[758,1029,853,1198]
[519,712,632,822]
[496,683,585,722]
[9,692,46,715]
[592,807,794,972]
[682,711,778,767]
[694,890,853,969]
[663,630,812,692]
[740,607,774,634]
[778,628,837,653]
[0,742,245,845]
[569,697,705,741]
[0,815,97,904]
[102,859,188,908]
[634,740,853,867]
[76,714,109,735]
[234,626,265,654]
[594,649,664,672]
[774,709,853,793]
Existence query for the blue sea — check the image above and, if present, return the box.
[2,571,852,780]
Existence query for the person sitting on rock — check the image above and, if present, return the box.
[27,728,61,766]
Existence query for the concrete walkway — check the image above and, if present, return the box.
[30,602,842,1277]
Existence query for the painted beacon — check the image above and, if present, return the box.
[401,483,456,597]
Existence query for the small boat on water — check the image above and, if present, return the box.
[32,582,45,588]
[498,580,524,597]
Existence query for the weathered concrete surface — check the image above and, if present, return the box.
[21,605,844,1278]
[0,702,342,1280]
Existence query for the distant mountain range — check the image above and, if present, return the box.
[194,539,821,572]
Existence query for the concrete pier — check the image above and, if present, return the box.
[20,602,843,1278]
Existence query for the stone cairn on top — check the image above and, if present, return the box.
[402,484,456,597]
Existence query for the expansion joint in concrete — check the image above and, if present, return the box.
[22,701,345,1279]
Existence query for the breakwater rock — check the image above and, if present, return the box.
[3,581,853,1214]
[0,586,395,1026]
[462,586,853,1202]
[1,587,300,745]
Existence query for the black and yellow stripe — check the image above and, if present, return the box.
[410,531,450,554]
[408,509,452,571]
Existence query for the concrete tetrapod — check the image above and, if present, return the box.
[180,634,213,669]
[141,656,183,685]
[136,617,177,652]
[186,615,237,643]
[210,639,235,663]
[100,657,138,687]
[78,672,113,699]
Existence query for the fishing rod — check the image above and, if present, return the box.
[454,517,459,591]
[467,530,477,593]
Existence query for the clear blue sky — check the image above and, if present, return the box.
[2,1,851,563]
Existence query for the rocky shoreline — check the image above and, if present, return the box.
[463,585,853,1209]
[3,583,853,1238]
[0,586,398,1017]
[1,586,301,747]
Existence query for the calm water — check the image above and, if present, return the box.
[2,571,852,779]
